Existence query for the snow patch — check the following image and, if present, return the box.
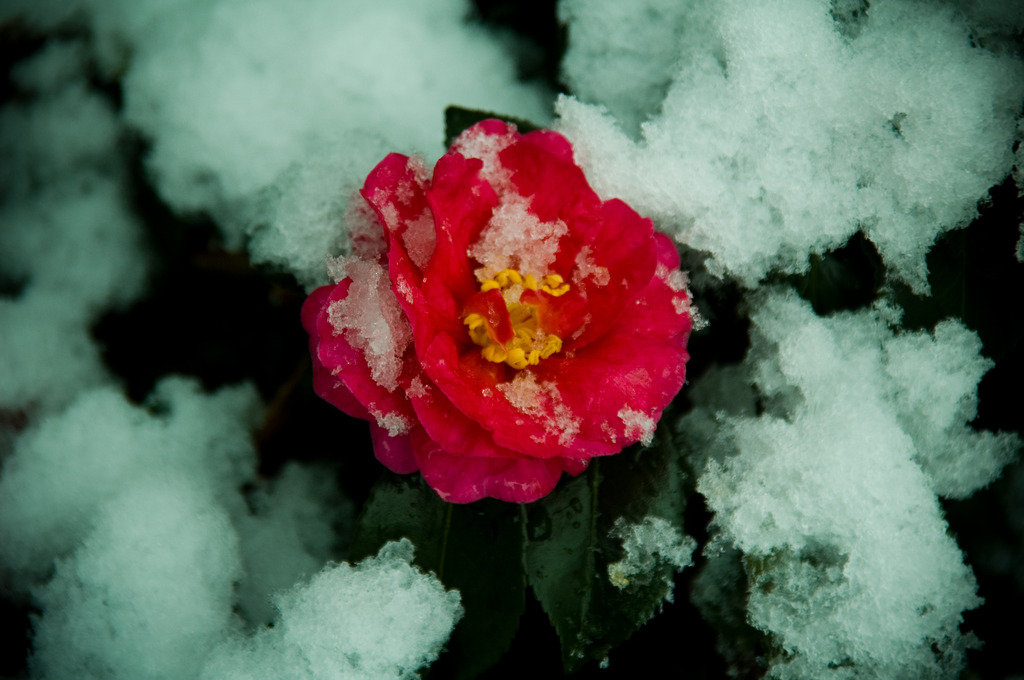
[470,194,568,281]
[618,407,657,446]
[328,260,412,392]
[497,372,581,447]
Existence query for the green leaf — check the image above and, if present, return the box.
[444,105,543,148]
[524,422,693,671]
[351,473,525,680]
[783,230,884,315]
[690,539,767,673]
[889,178,1024,436]
[429,498,525,680]
[523,469,596,671]
[349,472,446,564]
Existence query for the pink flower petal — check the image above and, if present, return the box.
[411,427,587,503]
[369,423,419,475]
[305,279,420,440]
[303,120,693,503]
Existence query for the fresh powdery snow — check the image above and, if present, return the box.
[556,0,1024,293]
[0,379,461,680]
[607,516,697,597]
[328,259,413,393]
[200,539,463,680]
[469,194,569,282]
[497,371,582,447]
[0,0,551,288]
[680,290,1018,678]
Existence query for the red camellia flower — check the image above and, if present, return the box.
[302,120,692,503]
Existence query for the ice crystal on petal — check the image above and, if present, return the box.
[450,125,517,186]
[497,372,582,447]
[328,260,411,392]
[346,194,388,262]
[470,195,568,282]
[573,244,610,296]
[618,407,656,446]
[370,408,411,437]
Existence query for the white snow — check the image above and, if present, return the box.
[497,371,581,447]
[469,194,569,282]
[681,289,1017,677]
[0,378,458,680]
[328,259,413,393]
[556,0,1023,293]
[606,516,696,598]
[617,407,657,447]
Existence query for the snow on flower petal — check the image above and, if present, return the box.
[303,120,693,503]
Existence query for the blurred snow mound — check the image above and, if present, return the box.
[0,378,458,680]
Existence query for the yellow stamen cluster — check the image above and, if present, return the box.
[464,268,566,370]
[478,269,570,297]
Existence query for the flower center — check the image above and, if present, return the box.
[463,268,568,370]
